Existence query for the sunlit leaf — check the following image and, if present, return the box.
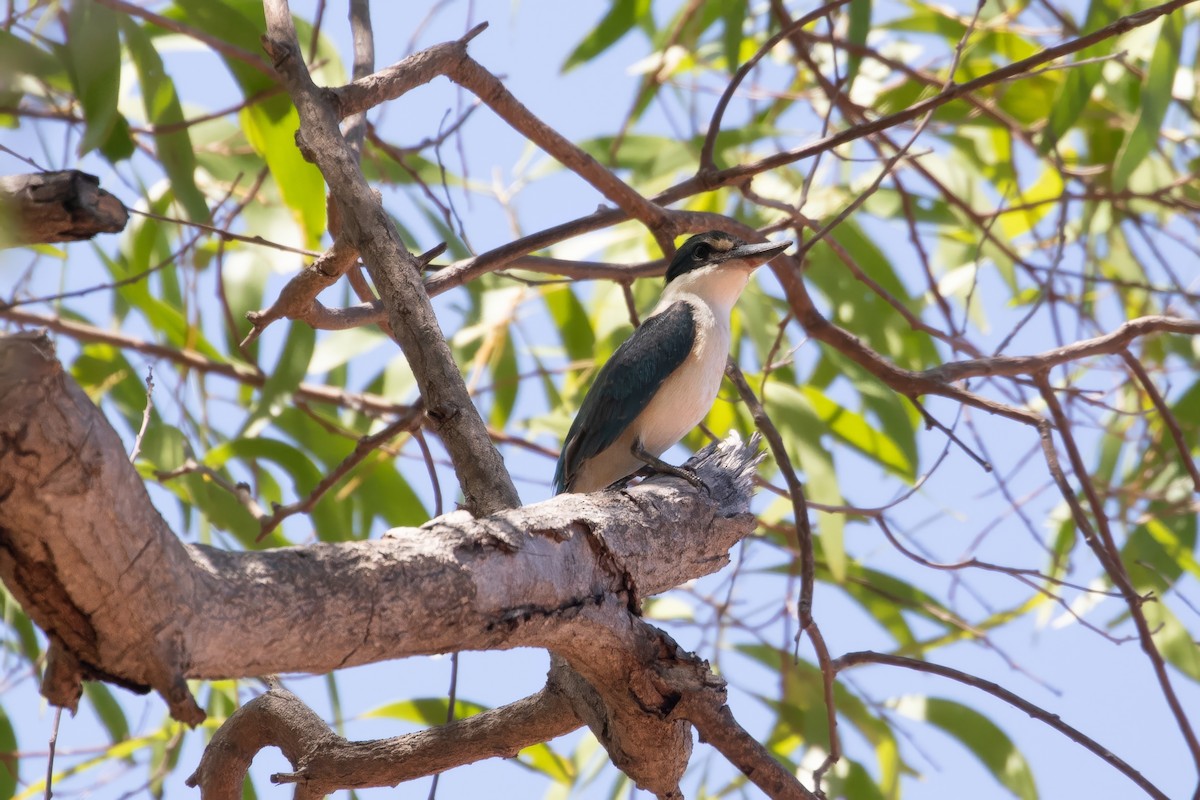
[1143,601,1200,682]
[1040,0,1123,148]
[895,696,1037,800]
[1111,14,1180,190]
[240,103,327,247]
[365,696,487,723]
[120,19,209,222]
[563,0,652,72]
[0,30,64,85]
[845,0,872,88]
[801,385,914,480]
[760,380,847,579]
[719,0,747,70]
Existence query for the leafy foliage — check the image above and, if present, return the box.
[0,0,1197,798]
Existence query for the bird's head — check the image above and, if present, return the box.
[665,231,790,284]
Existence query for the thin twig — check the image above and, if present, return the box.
[427,652,461,800]
[834,651,1170,800]
[1121,350,1200,492]
[43,706,61,800]
[1035,374,1200,771]
[128,367,155,463]
[256,410,424,540]
[0,308,414,417]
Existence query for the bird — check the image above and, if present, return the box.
[554,230,790,494]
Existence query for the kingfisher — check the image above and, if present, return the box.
[554,230,790,494]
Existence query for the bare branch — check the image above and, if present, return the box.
[0,307,413,417]
[261,1,520,514]
[329,24,673,245]
[1035,375,1200,770]
[927,316,1200,383]
[834,651,1171,800]
[186,678,581,798]
[241,237,360,346]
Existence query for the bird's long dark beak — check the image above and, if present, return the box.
[721,239,791,268]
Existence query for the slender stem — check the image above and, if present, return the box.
[834,651,1170,800]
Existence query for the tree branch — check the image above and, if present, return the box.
[0,331,760,716]
[0,307,412,417]
[834,651,1170,800]
[261,1,519,516]
[186,677,582,799]
[0,171,128,246]
[926,316,1200,383]
[328,27,673,245]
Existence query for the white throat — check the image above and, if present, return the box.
[652,265,755,318]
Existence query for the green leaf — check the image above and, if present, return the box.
[563,0,650,72]
[0,705,15,799]
[175,471,261,544]
[1124,510,1199,596]
[517,742,576,784]
[367,694,573,782]
[834,563,956,648]
[1040,0,1123,149]
[136,421,187,473]
[167,0,325,242]
[801,385,914,480]
[897,696,1037,800]
[0,30,64,86]
[168,0,273,95]
[250,322,316,427]
[720,0,747,70]
[205,437,324,499]
[1143,601,1200,682]
[65,1,121,156]
[544,284,595,364]
[83,683,131,745]
[120,19,209,222]
[760,381,847,580]
[241,103,327,246]
[844,0,872,89]
[490,333,519,429]
[738,645,905,792]
[352,456,428,531]
[1112,14,1180,190]
[804,220,938,372]
[997,163,1065,241]
[1,588,40,663]
[365,697,487,723]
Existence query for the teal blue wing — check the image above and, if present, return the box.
[554,302,695,493]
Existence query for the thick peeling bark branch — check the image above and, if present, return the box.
[0,171,128,246]
[185,607,815,800]
[0,333,773,794]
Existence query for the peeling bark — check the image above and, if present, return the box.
[0,171,128,246]
[0,332,764,785]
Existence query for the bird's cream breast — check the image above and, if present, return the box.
[634,298,730,456]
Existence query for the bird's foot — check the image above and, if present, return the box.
[657,463,710,495]
[631,443,710,495]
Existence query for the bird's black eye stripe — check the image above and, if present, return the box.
[692,243,711,260]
